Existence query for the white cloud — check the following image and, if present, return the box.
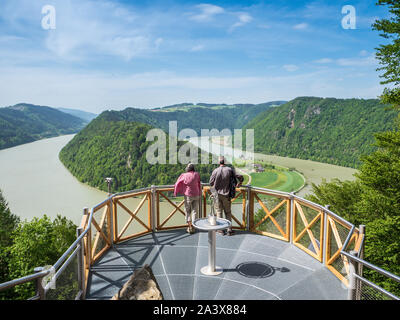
[191,44,205,52]
[313,55,377,68]
[190,4,225,22]
[283,64,299,72]
[230,13,253,31]
[155,38,163,48]
[336,55,377,67]
[1,0,159,62]
[314,58,333,64]
[45,1,155,61]
[293,23,308,30]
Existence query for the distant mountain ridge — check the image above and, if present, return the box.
[244,97,398,168]
[156,101,287,110]
[0,103,87,150]
[98,101,287,134]
[58,107,97,122]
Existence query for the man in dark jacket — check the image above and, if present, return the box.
[209,156,241,236]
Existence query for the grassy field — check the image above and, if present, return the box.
[252,152,357,197]
[249,170,304,192]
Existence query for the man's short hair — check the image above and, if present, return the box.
[219,156,225,165]
[186,163,195,172]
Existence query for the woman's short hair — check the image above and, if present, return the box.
[186,163,195,172]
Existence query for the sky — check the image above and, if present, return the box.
[0,0,391,113]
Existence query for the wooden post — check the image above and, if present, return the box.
[151,186,156,232]
[289,193,295,243]
[322,205,330,265]
[245,186,251,231]
[112,199,118,243]
[355,225,366,300]
[108,200,113,247]
[157,191,160,229]
[203,188,207,218]
[147,191,151,230]
[248,190,254,231]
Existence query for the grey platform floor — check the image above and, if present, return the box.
[86,229,347,300]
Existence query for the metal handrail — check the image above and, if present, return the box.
[341,251,400,284]
[341,225,356,252]
[0,269,50,291]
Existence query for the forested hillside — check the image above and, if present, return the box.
[99,101,285,135]
[244,97,397,168]
[0,103,86,150]
[59,117,216,192]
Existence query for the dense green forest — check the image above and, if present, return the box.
[0,103,87,150]
[59,117,217,192]
[0,189,76,300]
[98,101,285,135]
[244,97,397,168]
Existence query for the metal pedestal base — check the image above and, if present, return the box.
[193,217,231,277]
[200,230,223,276]
[201,265,223,276]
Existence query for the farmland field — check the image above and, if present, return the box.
[252,152,357,197]
[190,136,358,197]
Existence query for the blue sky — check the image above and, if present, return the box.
[0,0,390,113]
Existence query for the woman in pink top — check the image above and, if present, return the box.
[174,163,201,234]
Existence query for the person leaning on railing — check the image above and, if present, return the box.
[174,163,202,234]
[209,156,243,236]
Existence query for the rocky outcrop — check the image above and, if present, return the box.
[111,265,163,300]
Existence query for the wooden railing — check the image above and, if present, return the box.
[76,185,364,292]
[113,189,152,242]
[2,184,374,300]
[249,189,290,241]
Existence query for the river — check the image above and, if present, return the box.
[0,135,106,225]
[0,135,207,230]
[0,134,357,227]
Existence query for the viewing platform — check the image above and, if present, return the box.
[86,229,346,300]
[1,184,399,300]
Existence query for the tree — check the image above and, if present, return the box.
[0,190,20,298]
[6,215,76,300]
[305,179,364,224]
[373,0,400,108]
